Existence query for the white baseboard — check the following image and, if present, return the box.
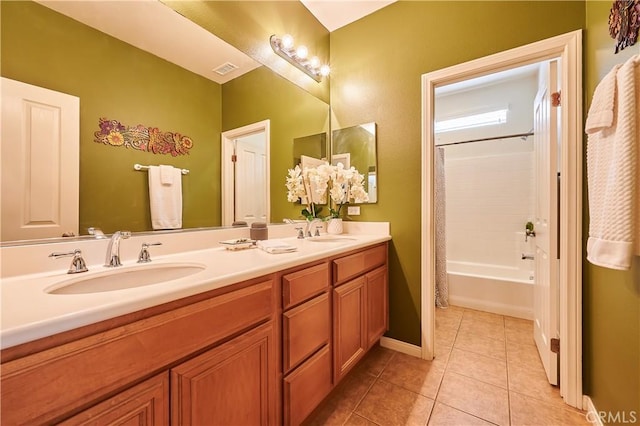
[583,395,602,426]
[449,295,533,320]
[379,336,422,358]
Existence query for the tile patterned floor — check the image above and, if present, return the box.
[304,306,589,426]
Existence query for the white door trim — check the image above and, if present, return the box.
[420,30,583,408]
[221,120,270,226]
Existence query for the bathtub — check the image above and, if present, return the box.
[447,261,534,320]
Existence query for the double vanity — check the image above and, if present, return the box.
[0,222,390,425]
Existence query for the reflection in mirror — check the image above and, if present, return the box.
[0,1,329,243]
[293,133,327,167]
[331,123,378,203]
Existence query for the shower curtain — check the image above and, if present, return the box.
[435,147,448,308]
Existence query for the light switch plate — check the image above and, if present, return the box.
[347,206,361,215]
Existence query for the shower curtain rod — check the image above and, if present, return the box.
[436,131,534,148]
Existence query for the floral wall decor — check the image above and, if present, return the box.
[609,0,640,53]
[94,117,194,156]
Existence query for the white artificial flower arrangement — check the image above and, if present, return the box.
[286,162,368,220]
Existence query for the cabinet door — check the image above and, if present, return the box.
[333,276,367,383]
[171,322,276,426]
[59,373,169,426]
[366,266,388,349]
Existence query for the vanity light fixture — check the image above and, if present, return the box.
[270,34,330,82]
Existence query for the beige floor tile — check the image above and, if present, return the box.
[344,413,380,426]
[427,402,494,426]
[434,344,452,362]
[379,352,446,399]
[446,348,508,388]
[354,379,434,426]
[510,391,590,425]
[454,330,506,361]
[435,307,463,331]
[352,344,395,378]
[508,362,569,410]
[506,327,536,347]
[435,325,458,348]
[303,368,376,426]
[462,308,505,325]
[436,372,509,426]
[504,316,533,333]
[506,341,545,371]
[459,316,506,341]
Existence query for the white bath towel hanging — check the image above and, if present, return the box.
[586,54,639,270]
[148,165,182,230]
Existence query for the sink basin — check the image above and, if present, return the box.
[45,263,206,295]
[307,236,357,243]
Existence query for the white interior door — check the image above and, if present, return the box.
[221,120,270,226]
[1,78,79,241]
[234,133,267,224]
[533,60,560,386]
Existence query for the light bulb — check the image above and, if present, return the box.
[296,45,308,59]
[281,34,294,49]
[320,64,331,77]
[309,56,320,68]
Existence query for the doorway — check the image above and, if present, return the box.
[420,31,583,408]
[221,120,270,226]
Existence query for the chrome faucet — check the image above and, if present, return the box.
[105,231,131,267]
[49,249,88,274]
[138,242,162,263]
[305,218,322,238]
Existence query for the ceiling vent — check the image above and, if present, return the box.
[213,62,239,76]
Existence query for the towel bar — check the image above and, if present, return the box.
[134,163,189,175]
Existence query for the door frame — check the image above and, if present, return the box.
[420,30,583,408]
[221,120,270,226]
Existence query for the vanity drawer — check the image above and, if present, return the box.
[283,345,332,426]
[333,244,387,285]
[282,263,330,309]
[282,292,330,374]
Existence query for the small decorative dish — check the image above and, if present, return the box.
[219,238,256,251]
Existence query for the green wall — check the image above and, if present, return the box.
[1,1,222,234]
[330,1,585,345]
[221,66,330,222]
[583,0,640,418]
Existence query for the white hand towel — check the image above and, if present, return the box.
[149,165,182,230]
[256,239,297,254]
[159,164,174,185]
[586,54,639,270]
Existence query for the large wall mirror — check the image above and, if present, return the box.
[332,123,378,203]
[0,0,329,243]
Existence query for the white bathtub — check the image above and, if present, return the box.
[447,261,534,320]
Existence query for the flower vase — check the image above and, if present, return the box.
[327,218,343,235]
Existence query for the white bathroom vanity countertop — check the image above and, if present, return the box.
[0,222,390,349]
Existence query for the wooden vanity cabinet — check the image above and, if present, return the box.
[1,240,389,426]
[0,277,278,425]
[333,244,388,383]
[281,262,332,426]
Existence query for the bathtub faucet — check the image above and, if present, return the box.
[521,253,535,260]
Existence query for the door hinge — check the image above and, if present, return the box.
[231,154,237,163]
[551,91,561,107]
[551,338,560,354]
